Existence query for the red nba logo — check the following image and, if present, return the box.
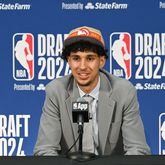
[110,32,131,79]
[13,33,34,81]
[159,113,165,155]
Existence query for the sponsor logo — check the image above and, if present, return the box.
[36,84,45,91]
[61,2,128,10]
[135,83,144,90]
[135,83,165,90]
[110,32,131,79]
[85,2,95,9]
[159,113,165,155]
[86,2,128,10]
[0,3,31,10]
[159,1,165,8]
[73,102,88,110]
[13,33,34,81]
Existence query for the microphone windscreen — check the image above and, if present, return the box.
[72,97,89,123]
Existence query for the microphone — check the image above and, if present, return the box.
[72,97,89,125]
[67,97,96,161]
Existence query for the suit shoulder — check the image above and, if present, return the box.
[109,74,135,90]
[100,69,135,90]
[110,75,137,105]
[45,75,71,93]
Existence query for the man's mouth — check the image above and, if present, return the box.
[78,73,90,79]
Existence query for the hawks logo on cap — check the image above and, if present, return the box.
[77,28,90,36]
[64,26,105,48]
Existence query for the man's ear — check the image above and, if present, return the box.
[67,56,70,65]
[99,56,106,68]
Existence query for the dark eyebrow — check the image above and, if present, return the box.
[86,54,97,57]
[69,53,97,57]
[70,54,80,57]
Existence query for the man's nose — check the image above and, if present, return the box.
[79,59,87,70]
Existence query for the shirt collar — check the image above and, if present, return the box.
[77,76,100,100]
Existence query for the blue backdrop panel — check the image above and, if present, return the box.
[0,0,165,155]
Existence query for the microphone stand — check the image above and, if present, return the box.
[78,124,83,153]
[67,115,96,161]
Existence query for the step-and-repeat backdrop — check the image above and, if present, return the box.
[0,0,165,155]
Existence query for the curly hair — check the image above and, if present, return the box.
[61,40,108,61]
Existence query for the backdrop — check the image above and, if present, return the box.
[0,0,165,156]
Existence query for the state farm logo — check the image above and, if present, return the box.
[85,2,94,9]
[110,32,132,79]
[13,33,34,81]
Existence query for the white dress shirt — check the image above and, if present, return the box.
[77,77,100,154]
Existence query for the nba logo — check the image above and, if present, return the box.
[110,32,131,80]
[13,33,34,81]
[159,113,165,155]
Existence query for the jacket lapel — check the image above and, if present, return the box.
[65,77,80,150]
[98,72,116,154]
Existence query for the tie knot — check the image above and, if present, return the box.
[83,95,94,104]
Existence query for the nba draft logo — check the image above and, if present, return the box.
[159,113,165,155]
[110,32,131,79]
[13,33,34,81]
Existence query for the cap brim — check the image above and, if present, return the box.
[64,36,104,48]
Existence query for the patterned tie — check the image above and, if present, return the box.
[83,95,98,154]
[83,95,94,119]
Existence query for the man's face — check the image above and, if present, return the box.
[67,51,106,92]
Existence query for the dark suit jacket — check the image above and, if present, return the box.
[34,69,150,155]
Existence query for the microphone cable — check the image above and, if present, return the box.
[64,133,81,155]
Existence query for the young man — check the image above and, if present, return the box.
[34,26,150,156]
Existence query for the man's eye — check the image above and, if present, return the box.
[87,57,94,61]
[72,57,79,61]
